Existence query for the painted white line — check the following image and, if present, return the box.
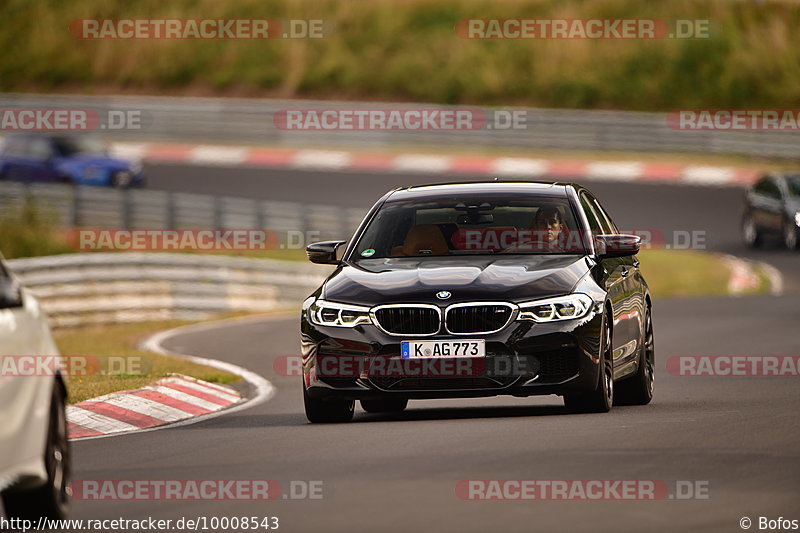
[292,150,352,169]
[189,145,249,165]
[391,154,452,173]
[585,161,643,181]
[147,385,224,411]
[490,157,549,177]
[66,406,140,434]
[99,395,194,422]
[681,166,736,186]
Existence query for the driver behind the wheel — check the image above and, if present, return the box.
[520,206,567,251]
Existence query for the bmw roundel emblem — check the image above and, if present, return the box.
[436,291,452,300]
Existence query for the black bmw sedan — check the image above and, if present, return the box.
[301,181,654,422]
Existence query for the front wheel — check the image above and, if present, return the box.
[784,220,799,251]
[303,382,354,423]
[615,307,654,405]
[742,214,762,248]
[2,381,70,520]
[564,313,613,413]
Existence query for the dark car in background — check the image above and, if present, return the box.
[0,133,143,188]
[743,173,800,251]
[300,181,654,423]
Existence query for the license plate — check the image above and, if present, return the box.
[401,340,485,359]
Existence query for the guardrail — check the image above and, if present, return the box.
[1,93,798,158]
[7,253,331,328]
[1,180,355,328]
[0,181,366,242]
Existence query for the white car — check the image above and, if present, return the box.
[0,254,69,519]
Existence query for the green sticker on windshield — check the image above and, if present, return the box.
[361,249,375,257]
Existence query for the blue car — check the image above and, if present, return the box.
[0,134,143,188]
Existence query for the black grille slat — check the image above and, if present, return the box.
[446,305,512,334]
[374,307,439,335]
[534,350,580,382]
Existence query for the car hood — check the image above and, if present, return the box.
[322,255,591,306]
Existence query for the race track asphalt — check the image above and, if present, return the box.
[66,164,800,532]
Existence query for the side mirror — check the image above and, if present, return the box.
[306,240,347,265]
[596,234,641,258]
[0,279,23,309]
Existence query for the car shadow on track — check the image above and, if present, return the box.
[354,404,573,423]
[177,403,599,431]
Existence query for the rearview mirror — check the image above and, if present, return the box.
[0,279,23,309]
[306,241,347,265]
[596,234,641,258]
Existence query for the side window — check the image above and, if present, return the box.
[754,177,782,200]
[2,136,28,157]
[579,192,603,236]
[26,138,53,161]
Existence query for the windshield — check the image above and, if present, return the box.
[52,136,107,157]
[787,176,800,197]
[351,194,589,259]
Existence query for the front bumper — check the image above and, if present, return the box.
[301,308,603,401]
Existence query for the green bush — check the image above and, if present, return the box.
[0,0,798,110]
[0,200,72,259]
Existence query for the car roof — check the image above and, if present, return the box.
[385,180,574,202]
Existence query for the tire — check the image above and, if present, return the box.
[742,214,762,249]
[303,382,354,423]
[3,381,70,520]
[783,220,799,251]
[615,307,654,406]
[110,171,132,188]
[564,311,613,413]
[360,397,408,413]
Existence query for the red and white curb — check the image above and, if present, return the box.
[722,254,783,296]
[67,375,242,439]
[66,314,278,440]
[111,142,761,187]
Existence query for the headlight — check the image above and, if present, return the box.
[308,299,373,327]
[517,294,594,322]
[130,160,143,174]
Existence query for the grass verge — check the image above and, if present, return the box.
[637,249,771,298]
[53,320,241,404]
